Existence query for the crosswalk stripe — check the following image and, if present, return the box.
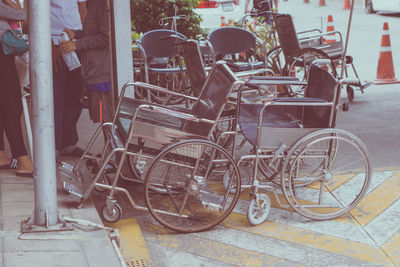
[105,218,152,267]
[233,199,374,245]
[221,213,392,265]
[142,222,296,266]
[382,230,400,266]
[350,171,400,226]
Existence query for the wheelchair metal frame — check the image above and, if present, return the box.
[226,64,372,225]
[61,61,246,233]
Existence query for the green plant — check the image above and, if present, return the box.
[130,0,204,39]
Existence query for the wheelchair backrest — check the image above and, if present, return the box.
[184,62,239,136]
[274,13,301,60]
[137,29,187,59]
[303,65,338,128]
[207,27,257,58]
[181,40,207,97]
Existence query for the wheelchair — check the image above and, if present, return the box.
[226,63,371,225]
[135,29,188,105]
[60,61,245,233]
[268,12,369,101]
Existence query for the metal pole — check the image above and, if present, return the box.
[340,0,355,79]
[109,0,134,99]
[28,0,59,227]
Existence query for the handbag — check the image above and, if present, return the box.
[0,29,28,56]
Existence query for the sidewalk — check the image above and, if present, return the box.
[0,110,122,267]
[0,169,122,267]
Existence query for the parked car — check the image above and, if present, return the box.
[194,0,244,33]
[365,0,400,14]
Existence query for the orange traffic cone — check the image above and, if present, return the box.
[343,0,350,10]
[319,0,326,6]
[374,22,400,84]
[324,15,336,44]
[220,16,226,27]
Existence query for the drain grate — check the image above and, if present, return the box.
[126,258,147,267]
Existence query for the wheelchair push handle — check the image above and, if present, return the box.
[158,33,187,45]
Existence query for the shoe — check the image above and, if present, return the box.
[0,158,18,170]
[61,147,85,158]
[16,171,34,178]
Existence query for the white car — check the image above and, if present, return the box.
[365,0,400,14]
[194,0,245,33]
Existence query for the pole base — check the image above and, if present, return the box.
[21,216,73,234]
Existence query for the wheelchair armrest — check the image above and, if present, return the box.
[298,30,343,45]
[235,68,275,79]
[135,104,200,123]
[270,97,331,106]
[125,81,199,102]
[297,28,322,36]
[273,97,327,103]
[302,30,343,43]
[246,76,306,86]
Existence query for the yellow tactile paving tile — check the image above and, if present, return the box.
[308,173,357,191]
[222,213,393,266]
[237,186,356,224]
[382,231,400,266]
[143,222,304,267]
[105,218,152,267]
[350,171,400,226]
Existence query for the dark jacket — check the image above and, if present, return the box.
[75,0,110,85]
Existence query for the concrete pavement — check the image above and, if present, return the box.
[0,109,123,267]
[0,164,123,267]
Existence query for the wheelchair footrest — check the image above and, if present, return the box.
[63,180,83,199]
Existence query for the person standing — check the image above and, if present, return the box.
[0,1,34,177]
[60,0,113,124]
[245,0,278,14]
[50,0,87,157]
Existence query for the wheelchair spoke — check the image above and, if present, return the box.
[144,140,240,233]
[281,129,371,220]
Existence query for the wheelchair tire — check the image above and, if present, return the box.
[265,46,285,75]
[346,85,355,102]
[247,193,271,226]
[280,129,371,220]
[283,47,336,97]
[101,202,122,223]
[144,139,241,233]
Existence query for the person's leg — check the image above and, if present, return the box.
[53,63,67,152]
[0,52,11,167]
[0,50,33,174]
[60,67,83,151]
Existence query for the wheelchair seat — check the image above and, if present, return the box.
[239,64,338,147]
[115,61,241,149]
[207,27,269,75]
[137,29,187,83]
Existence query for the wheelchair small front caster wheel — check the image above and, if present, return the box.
[101,203,122,223]
[346,85,354,103]
[247,193,271,226]
[341,102,349,112]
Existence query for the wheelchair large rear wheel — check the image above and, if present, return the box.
[283,48,337,96]
[281,129,371,220]
[144,140,241,233]
[265,46,285,76]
